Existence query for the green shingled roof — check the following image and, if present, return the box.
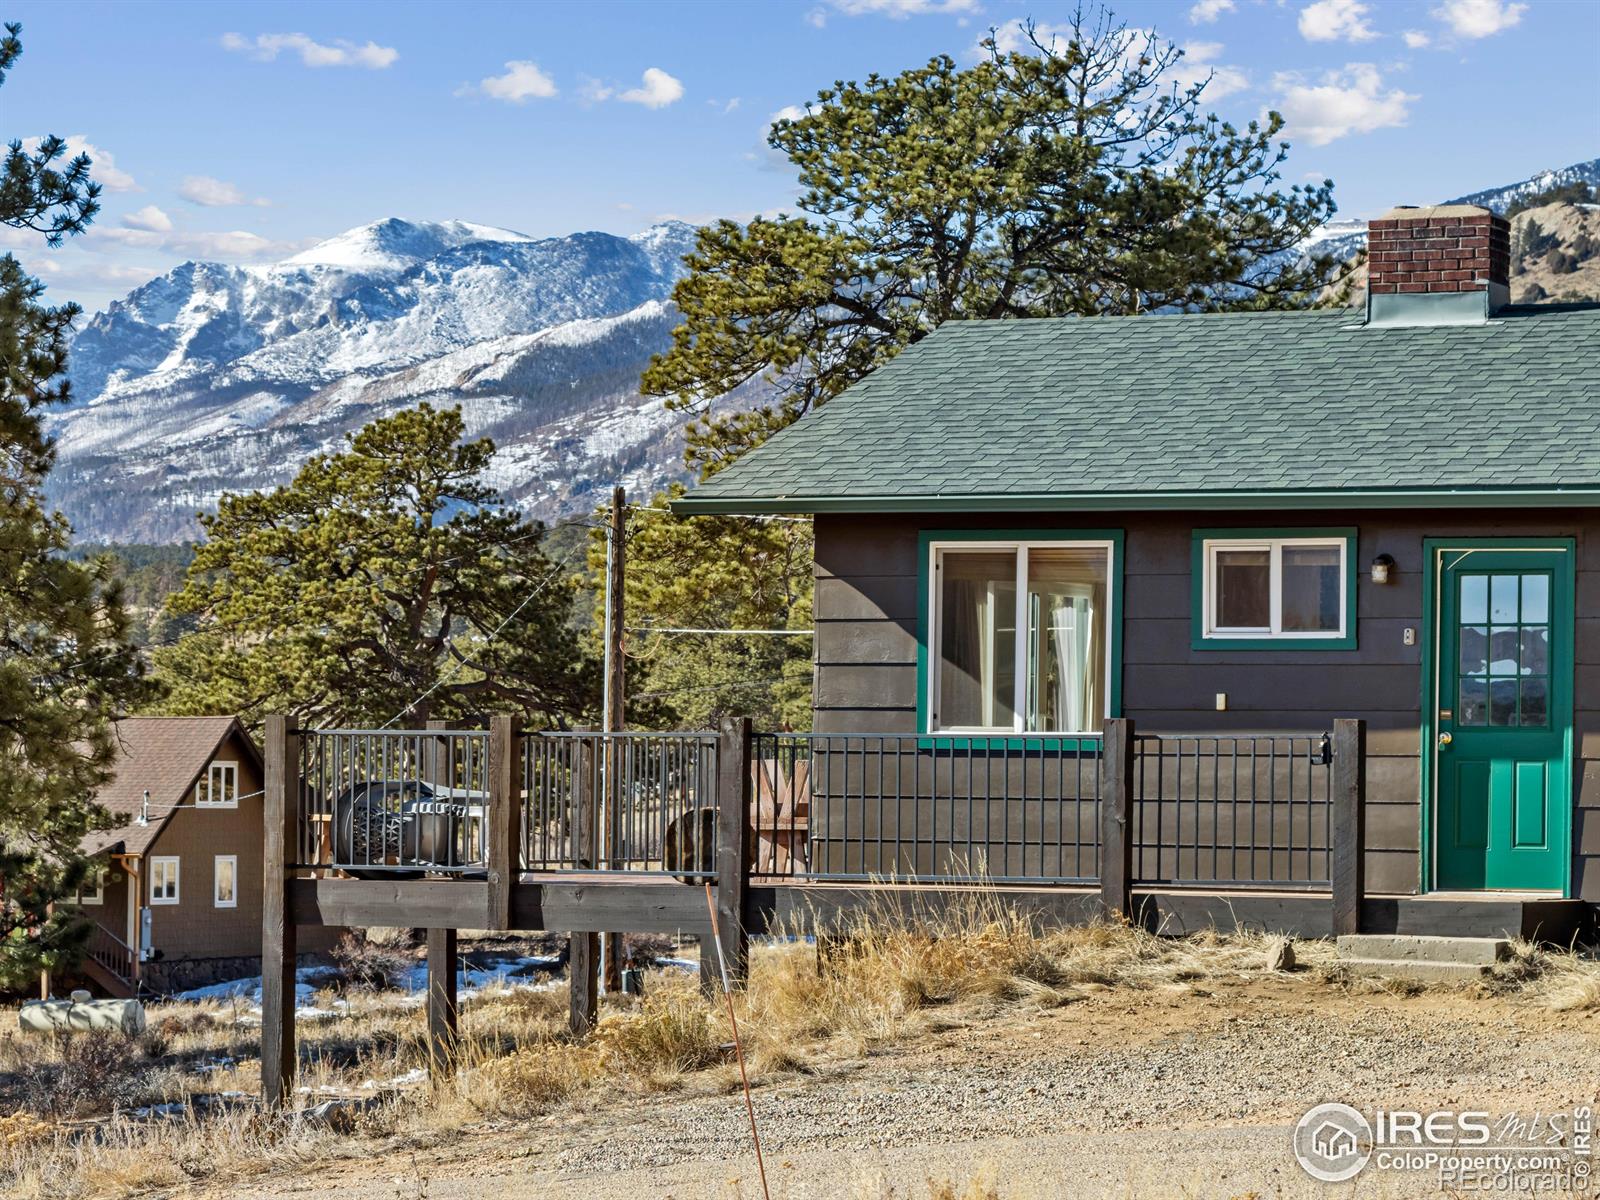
[673,304,1600,514]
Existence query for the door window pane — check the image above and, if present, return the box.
[1459,575,1488,623]
[1488,627,1521,674]
[1026,548,1108,734]
[1459,626,1488,675]
[1281,545,1341,632]
[1521,574,1549,623]
[1214,549,1269,629]
[1489,679,1518,726]
[938,552,1017,729]
[1458,676,1488,725]
[1520,627,1549,676]
[1490,574,1519,622]
[1520,678,1549,726]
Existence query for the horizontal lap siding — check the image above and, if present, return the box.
[815,510,1600,900]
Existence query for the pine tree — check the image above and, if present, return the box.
[0,23,152,989]
[157,404,597,730]
[643,4,1352,474]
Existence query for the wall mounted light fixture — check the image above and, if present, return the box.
[1370,553,1396,584]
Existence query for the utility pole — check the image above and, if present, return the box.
[600,485,626,991]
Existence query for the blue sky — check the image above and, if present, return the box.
[5,0,1597,312]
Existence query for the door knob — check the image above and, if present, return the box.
[1438,731,1453,747]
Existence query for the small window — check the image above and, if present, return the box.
[1195,530,1356,648]
[79,870,105,906]
[149,856,180,905]
[197,761,238,808]
[928,538,1117,735]
[214,856,238,908]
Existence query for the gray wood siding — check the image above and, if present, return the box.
[814,509,1600,900]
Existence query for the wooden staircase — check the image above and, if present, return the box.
[79,921,138,998]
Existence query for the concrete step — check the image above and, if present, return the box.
[1336,934,1511,966]
[1340,957,1491,983]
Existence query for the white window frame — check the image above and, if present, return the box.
[1201,535,1349,641]
[213,855,238,909]
[196,760,239,808]
[149,856,180,905]
[79,869,105,906]
[927,539,1117,737]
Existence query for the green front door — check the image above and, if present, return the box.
[1433,545,1572,891]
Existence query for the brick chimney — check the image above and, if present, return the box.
[1366,204,1511,325]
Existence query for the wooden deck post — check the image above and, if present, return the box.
[261,714,298,1108]
[569,731,599,1036]
[703,716,752,997]
[486,715,518,931]
[1331,718,1367,937]
[1100,717,1136,922]
[426,927,459,1078]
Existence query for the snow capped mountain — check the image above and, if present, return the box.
[1293,157,1600,283]
[1446,158,1600,213]
[49,218,740,543]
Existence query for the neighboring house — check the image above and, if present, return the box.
[676,203,1600,930]
[75,716,337,996]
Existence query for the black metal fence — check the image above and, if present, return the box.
[297,725,1334,891]
[1131,734,1334,889]
[522,731,719,878]
[299,729,491,874]
[752,733,1104,885]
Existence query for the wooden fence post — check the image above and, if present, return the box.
[1100,717,1135,922]
[569,731,599,1036]
[703,716,752,998]
[1331,718,1367,937]
[261,714,298,1109]
[486,715,518,931]
[426,927,459,1078]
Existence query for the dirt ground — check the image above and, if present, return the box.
[181,976,1600,1200]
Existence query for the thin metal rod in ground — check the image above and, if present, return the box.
[704,883,770,1200]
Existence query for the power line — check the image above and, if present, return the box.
[378,536,586,729]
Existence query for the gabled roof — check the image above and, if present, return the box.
[86,716,259,857]
[672,304,1600,514]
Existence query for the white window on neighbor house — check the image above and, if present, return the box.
[196,760,239,808]
[929,539,1116,735]
[79,869,105,905]
[149,856,180,905]
[1199,533,1352,644]
[214,855,237,908]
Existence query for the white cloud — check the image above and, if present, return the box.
[1298,0,1378,42]
[19,135,139,193]
[121,205,172,232]
[462,60,558,104]
[1431,0,1527,38]
[179,175,270,207]
[1174,41,1250,100]
[91,226,300,261]
[1189,0,1237,23]
[221,32,397,69]
[1402,29,1432,47]
[1270,63,1416,145]
[618,67,684,109]
[815,0,979,20]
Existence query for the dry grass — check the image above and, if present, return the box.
[0,906,1594,1199]
[1486,938,1600,1010]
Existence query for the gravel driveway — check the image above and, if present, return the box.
[213,978,1600,1199]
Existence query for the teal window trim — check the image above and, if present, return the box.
[1190,527,1358,651]
[916,528,1124,752]
[1418,536,1575,897]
